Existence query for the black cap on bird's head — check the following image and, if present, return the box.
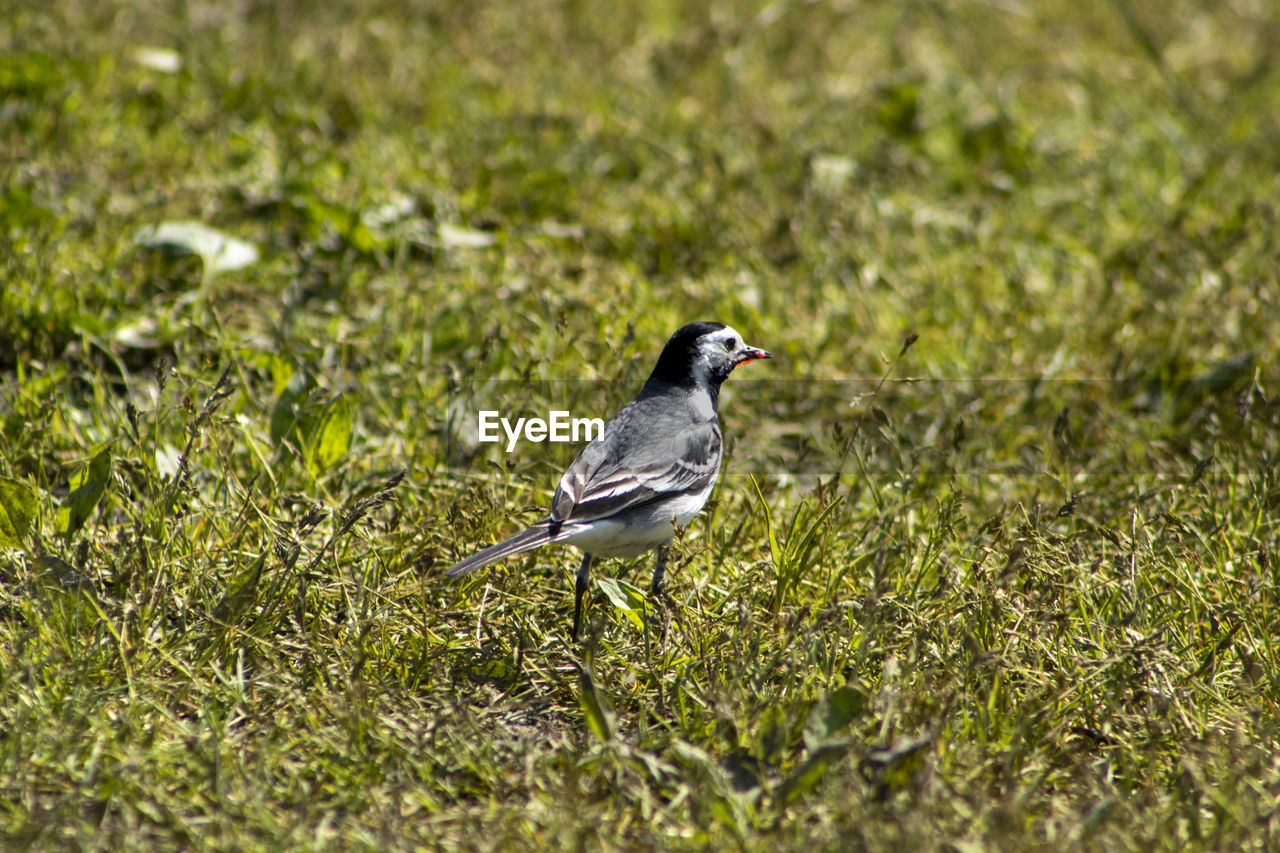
[646,321,771,392]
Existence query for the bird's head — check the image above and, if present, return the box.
[649,321,771,390]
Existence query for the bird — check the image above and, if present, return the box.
[445,321,771,639]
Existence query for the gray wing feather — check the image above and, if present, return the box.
[552,410,721,524]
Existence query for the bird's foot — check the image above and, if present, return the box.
[646,584,678,645]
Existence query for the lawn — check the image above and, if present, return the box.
[1,0,1278,849]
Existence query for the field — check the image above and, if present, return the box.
[2,0,1279,849]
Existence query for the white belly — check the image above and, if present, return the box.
[557,484,716,558]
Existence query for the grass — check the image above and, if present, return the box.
[2,0,1279,848]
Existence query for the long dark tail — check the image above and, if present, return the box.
[444,523,558,577]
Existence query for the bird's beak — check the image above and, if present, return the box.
[734,346,771,366]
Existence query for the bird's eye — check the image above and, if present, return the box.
[723,338,737,351]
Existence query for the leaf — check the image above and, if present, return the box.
[754,477,841,613]
[670,739,739,792]
[633,749,677,785]
[861,735,933,773]
[861,735,934,794]
[756,704,789,766]
[134,221,259,276]
[789,498,841,576]
[293,194,384,254]
[438,223,498,248]
[33,555,91,590]
[56,446,112,538]
[803,684,869,749]
[750,475,781,571]
[269,352,296,397]
[0,476,37,548]
[596,576,647,629]
[778,742,850,805]
[131,46,181,73]
[270,369,312,446]
[310,395,353,474]
[578,667,616,743]
[810,154,857,193]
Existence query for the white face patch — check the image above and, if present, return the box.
[682,326,742,417]
[689,325,745,381]
[705,325,744,354]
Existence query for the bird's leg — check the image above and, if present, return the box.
[651,545,668,596]
[648,545,677,644]
[572,553,592,641]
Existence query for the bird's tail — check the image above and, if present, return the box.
[444,523,559,578]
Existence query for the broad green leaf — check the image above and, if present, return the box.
[596,576,646,629]
[270,370,312,446]
[0,476,37,547]
[33,554,90,590]
[270,353,296,397]
[862,736,933,774]
[578,667,616,744]
[134,221,259,276]
[670,739,714,765]
[756,704,789,766]
[803,684,869,749]
[56,447,112,538]
[778,742,850,805]
[310,395,353,474]
[292,194,385,254]
[709,797,743,834]
[862,736,933,793]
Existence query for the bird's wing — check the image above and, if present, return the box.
[551,418,721,524]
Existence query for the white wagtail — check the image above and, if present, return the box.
[446,322,770,639]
